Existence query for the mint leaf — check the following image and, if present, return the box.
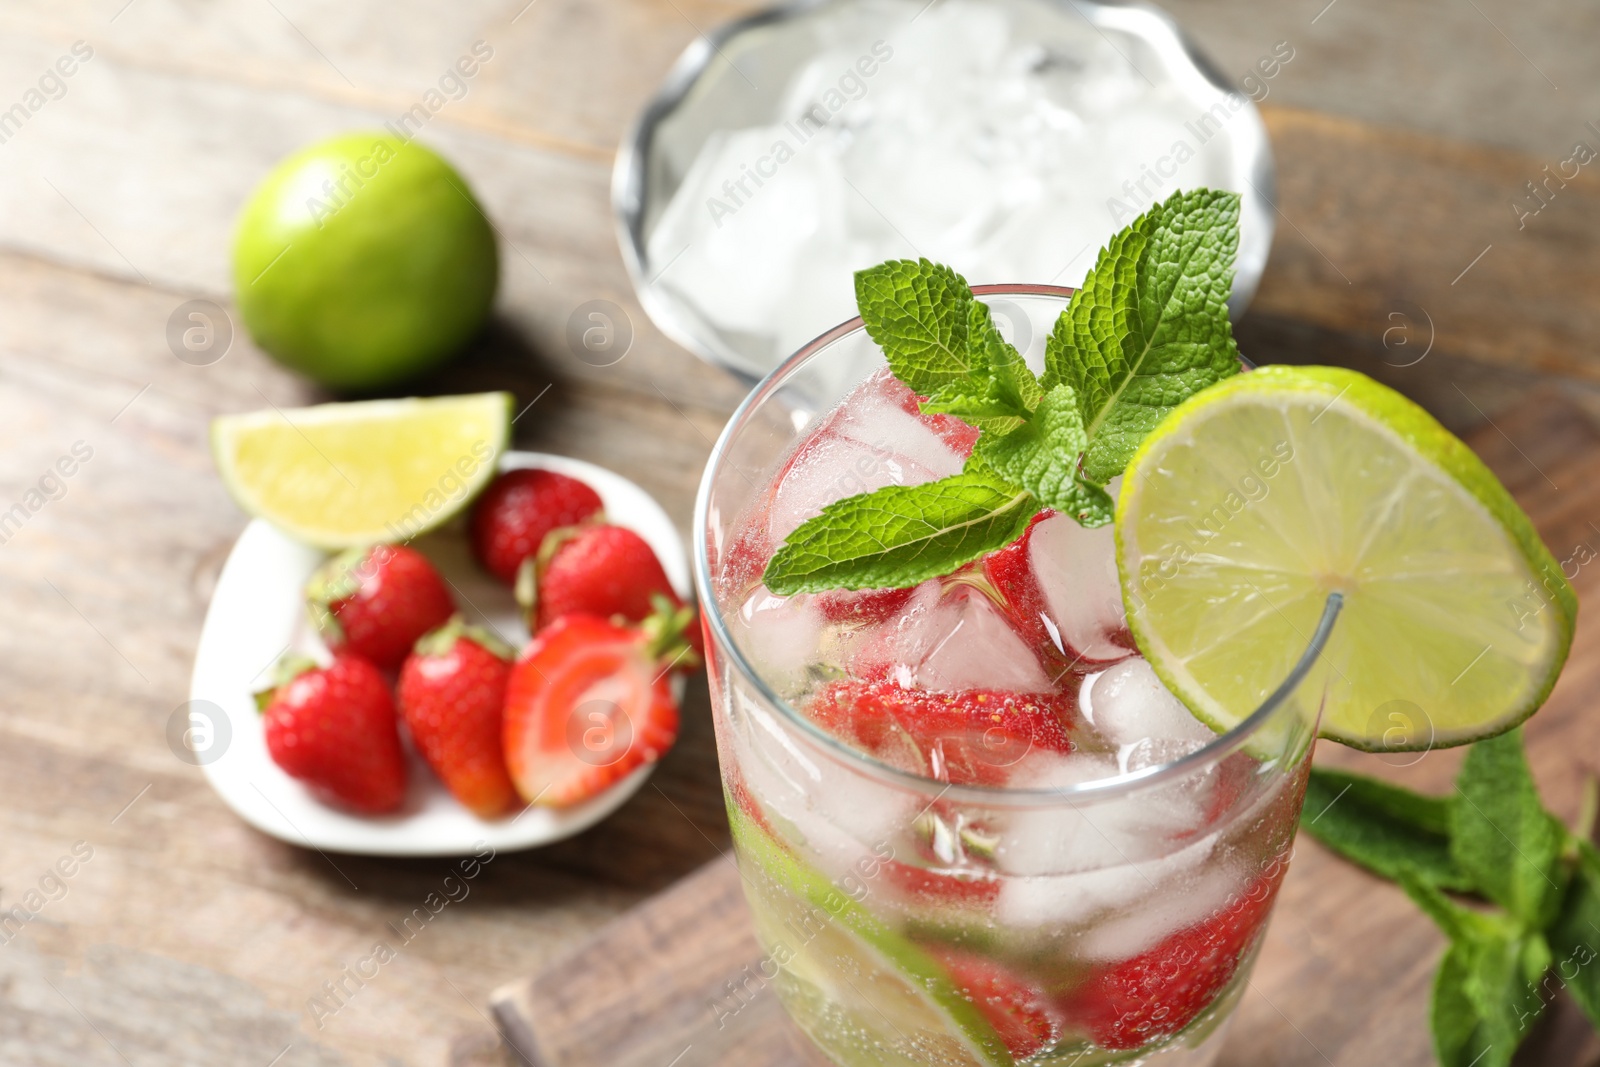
[1452,730,1569,928]
[1403,872,1546,1067]
[765,193,1250,593]
[1432,945,1496,1067]
[1547,840,1600,1028]
[1044,189,1242,484]
[763,471,1037,595]
[854,260,974,395]
[969,300,1043,417]
[1301,768,1471,890]
[921,301,1042,434]
[1399,869,1501,942]
[920,381,1026,432]
[975,385,1114,526]
[1430,937,1547,1067]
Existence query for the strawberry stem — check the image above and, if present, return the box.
[640,594,701,673]
[252,652,321,713]
[513,554,539,626]
[514,523,594,627]
[305,544,385,644]
[414,614,516,661]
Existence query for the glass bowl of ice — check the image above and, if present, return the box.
[616,0,1277,381]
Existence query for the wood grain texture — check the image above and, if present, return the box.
[490,395,1600,1067]
[1252,107,1600,387]
[0,1,1592,1065]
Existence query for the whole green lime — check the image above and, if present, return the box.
[232,132,498,391]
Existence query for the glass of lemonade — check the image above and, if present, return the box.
[693,286,1338,1066]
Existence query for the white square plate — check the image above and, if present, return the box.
[187,452,690,856]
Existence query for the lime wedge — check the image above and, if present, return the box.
[728,806,1012,1067]
[211,392,512,549]
[1115,365,1575,750]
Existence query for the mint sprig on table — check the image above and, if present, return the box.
[1303,732,1600,1067]
[763,188,1243,596]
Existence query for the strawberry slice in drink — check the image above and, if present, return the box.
[882,860,1000,911]
[1054,863,1288,1051]
[928,947,1062,1061]
[872,370,981,457]
[978,509,1065,668]
[813,585,919,627]
[806,680,1075,786]
[980,510,1140,674]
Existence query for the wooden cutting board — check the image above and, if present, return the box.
[491,394,1600,1067]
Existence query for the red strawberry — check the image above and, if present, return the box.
[722,763,779,841]
[307,544,455,672]
[470,468,604,584]
[397,617,519,818]
[882,861,1000,910]
[813,586,918,626]
[978,509,1074,670]
[806,680,1075,786]
[258,654,408,814]
[1054,864,1287,1051]
[875,370,982,457]
[518,523,687,634]
[930,948,1061,1061]
[503,604,697,807]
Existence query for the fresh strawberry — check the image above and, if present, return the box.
[503,602,697,807]
[397,617,519,818]
[306,544,455,672]
[1054,864,1287,1051]
[930,948,1061,1061]
[470,468,604,584]
[518,522,687,634]
[258,654,408,814]
[806,681,1075,786]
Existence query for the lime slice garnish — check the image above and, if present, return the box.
[728,805,1012,1067]
[1115,365,1575,750]
[211,392,512,549]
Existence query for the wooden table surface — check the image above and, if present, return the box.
[0,2,1595,1065]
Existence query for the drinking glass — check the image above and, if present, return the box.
[693,286,1338,1066]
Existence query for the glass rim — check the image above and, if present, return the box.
[692,283,1340,803]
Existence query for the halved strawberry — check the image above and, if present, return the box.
[503,602,696,807]
[806,681,1075,786]
[929,948,1061,1061]
[1054,864,1288,1051]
